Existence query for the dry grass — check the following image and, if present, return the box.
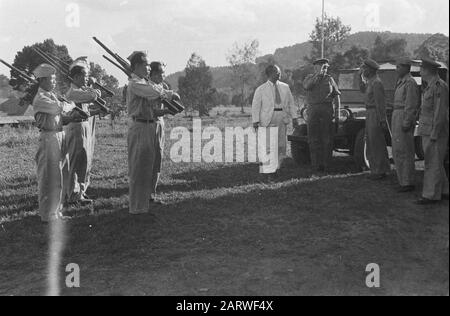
[0,115,448,296]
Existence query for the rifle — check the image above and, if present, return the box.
[42,51,115,98]
[0,58,38,84]
[93,36,184,115]
[33,47,110,114]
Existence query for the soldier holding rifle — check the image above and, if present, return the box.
[126,51,175,215]
[32,64,87,223]
[64,57,104,205]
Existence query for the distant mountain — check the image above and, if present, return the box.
[166,32,448,93]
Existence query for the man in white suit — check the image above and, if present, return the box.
[252,65,299,175]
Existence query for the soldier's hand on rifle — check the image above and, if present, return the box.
[172,93,181,102]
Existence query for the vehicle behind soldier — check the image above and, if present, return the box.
[360,59,391,181]
[303,58,341,173]
[392,58,420,193]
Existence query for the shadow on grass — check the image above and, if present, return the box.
[167,156,361,193]
[1,170,448,296]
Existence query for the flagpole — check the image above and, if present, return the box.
[321,0,325,59]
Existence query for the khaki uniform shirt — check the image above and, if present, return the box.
[304,73,341,105]
[33,88,74,131]
[418,75,449,140]
[393,73,420,129]
[127,74,173,121]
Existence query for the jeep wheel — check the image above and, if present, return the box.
[354,129,370,171]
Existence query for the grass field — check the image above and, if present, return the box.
[0,115,448,296]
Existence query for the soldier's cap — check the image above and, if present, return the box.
[33,63,56,78]
[69,56,90,71]
[421,58,441,69]
[396,57,413,66]
[127,51,149,64]
[362,59,380,70]
[313,58,330,66]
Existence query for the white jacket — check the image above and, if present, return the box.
[252,80,298,127]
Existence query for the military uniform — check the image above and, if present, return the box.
[127,73,173,214]
[32,64,76,222]
[64,83,101,203]
[303,61,341,170]
[392,71,420,187]
[360,60,391,176]
[418,74,449,201]
[149,80,169,199]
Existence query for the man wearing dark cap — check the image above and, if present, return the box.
[392,58,420,192]
[126,51,175,215]
[416,58,449,205]
[360,59,391,180]
[303,58,341,172]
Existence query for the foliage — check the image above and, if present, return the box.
[12,39,73,93]
[227,40,260,111]
[307,14,352,62]
[370,36,409,62]
[178,53,214,116]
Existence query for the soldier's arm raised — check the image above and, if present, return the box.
[66,87,100,104]
[303,74,321,91]
[129,81,173,100]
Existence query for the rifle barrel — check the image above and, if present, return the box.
[0,58,37,83]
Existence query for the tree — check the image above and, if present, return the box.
[12,39,73,93]
[178,53,214,117]
[331,45,370,73]
[371,36,409,62]
[414,33,449,64]
[307,14,352,62]
[226,39,259,113]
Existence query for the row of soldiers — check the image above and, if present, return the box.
[31,53,177,222]
[302,57,449,205]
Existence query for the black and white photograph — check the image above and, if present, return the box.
[0,0,449,300]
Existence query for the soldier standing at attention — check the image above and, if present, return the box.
[416,58,449,205]
[360,59,391,180]
[392,58,420,192]
[303,58,341,172]
[126,52,174,215]
[148,61,180,204]
[64,58,102,205]
[32,64,83,222]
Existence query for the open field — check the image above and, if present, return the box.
[0,116,448,296]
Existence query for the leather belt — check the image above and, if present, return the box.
[132,117,155,124]
[274,108,283,111]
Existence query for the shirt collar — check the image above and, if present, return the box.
[267,80,278,86]
[427,75,440,87]
[131,73,147,83]
[398,73,412,84]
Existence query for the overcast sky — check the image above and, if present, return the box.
[1,0,449,85]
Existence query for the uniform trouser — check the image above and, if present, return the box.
[64,117,96,201]
[366,109,391,175]
[151,119,165,196]
[128,120,157,214]
[392,109,416,186]
[307,103,334,169]
[422,135,449,200]
[260,111,287,174]
[35,131,68,221]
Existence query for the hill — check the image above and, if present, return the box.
[166,32,447,93]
